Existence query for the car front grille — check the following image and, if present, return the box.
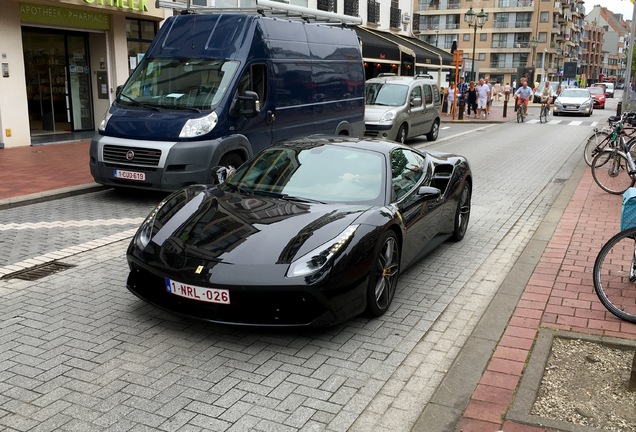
[103,145,162,167]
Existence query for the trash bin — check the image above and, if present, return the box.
[621,187,636,230]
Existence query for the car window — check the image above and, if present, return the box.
[423,84,433,105]
[365,83,408,106]
[391,148,426,200]
[410,86,422,107]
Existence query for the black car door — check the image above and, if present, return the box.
[390,148,442,268]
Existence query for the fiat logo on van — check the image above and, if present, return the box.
[126,150,135,161]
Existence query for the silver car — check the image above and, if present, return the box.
[553,88,593,116]
[364,75,441,143]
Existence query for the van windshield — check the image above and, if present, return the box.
[365,83,408,106]
[118,58,240,111]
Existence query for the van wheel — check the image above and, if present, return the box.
[396,125,408,143]
[219,153,243,170]
[426,120,440,141]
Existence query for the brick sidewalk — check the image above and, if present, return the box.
[456,168,636,431]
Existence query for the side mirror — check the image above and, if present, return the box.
[116,85,123,97]
[211,165,236,185]
[230,90,260,118]
[417,186,441,200]
[410,97,422,107]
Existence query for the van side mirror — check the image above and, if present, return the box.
[116,85,123,97]
[410,97,422,107]
[230,90,260,118]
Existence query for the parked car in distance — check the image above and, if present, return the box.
[604,82,615,98]
[126,136,472,327]
[587,86,606,109]
[553,88,593,116]
[533,82,559,103]
[364,75,441,144]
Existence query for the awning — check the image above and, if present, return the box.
[370,30,453,68]
[354,27,401,62]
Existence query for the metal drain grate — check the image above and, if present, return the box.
[1,261,76,281]
[552,178,567,184]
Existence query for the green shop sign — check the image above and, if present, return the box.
[20,3,111,30]
[83,0,149,13]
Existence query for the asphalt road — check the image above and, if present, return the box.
[0,97,618,432]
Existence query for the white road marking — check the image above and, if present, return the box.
[0,218,145,231]
[569,121,583,126]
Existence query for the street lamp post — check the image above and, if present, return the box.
[529,36,538,68]
[464,7,488,82]
[555,47,563,85]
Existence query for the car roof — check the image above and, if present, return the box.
[366,75,437,86]
[277,135,421,155]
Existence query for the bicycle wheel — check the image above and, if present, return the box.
[517,108,522,123]
[584,131,611,166]
[593,227,636,323]
[539,106,547,123]
[591,151,634,195]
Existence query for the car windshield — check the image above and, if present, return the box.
[118,58,239,110]
[560,89,589,98]
[588,87,604,95]
[226,144,386,204]
[365,83,409,106]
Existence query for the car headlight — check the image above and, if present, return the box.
[179,111,218,138]
[582,100,591,107]
[98,111,112,132]
[380,111,396,123]
[287,225,359,278]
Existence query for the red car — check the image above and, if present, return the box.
[587,86,606,109]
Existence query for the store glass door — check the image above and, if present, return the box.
[22,29,94,135]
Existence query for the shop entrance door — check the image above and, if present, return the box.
[22,28,94,136]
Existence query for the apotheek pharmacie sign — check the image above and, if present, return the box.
[83,0,149,12]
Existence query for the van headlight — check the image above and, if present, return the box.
[287,225,359,277]
[180,112,218,138]
[98,111,112,132]
[380,111,396,123]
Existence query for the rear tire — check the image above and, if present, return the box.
[366,231,400,317]
[591,151,634,195]
[450,181,471,242]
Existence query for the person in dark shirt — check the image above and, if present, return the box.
[466,81,477,118]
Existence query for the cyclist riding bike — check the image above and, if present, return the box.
[539,81,554,111]
[514,81,534,116]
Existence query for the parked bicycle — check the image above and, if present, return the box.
[593,226,636,323]
[590,117,636,195]
[584,112,636,166]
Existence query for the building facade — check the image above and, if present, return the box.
[585,5,629,84]
[0,0,168,149]
[580,22,605,85]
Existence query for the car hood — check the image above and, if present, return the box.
[148,186,371,265]
[364,104,400,122]
[556,96,590,105]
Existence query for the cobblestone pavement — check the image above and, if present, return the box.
[0,123,592,431]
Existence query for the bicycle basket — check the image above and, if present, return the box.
[621,188,636,230]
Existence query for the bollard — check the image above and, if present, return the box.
[617,101,622,116]
[503,100,508,118]
[514,97,519,112]
[458,100,465,120]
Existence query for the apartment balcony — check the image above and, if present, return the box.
[496,0,533,8]
[514,20,532,29]
[554,1,561,9]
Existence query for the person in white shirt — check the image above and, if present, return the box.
[476,79,491,119]
[539,81,554,111]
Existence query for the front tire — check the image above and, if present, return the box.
[583,131,611,166]
[593,228,636,323]
[426,120,440,141]
[219,152,244,170]
[366,231,400,317]
[396,124,408,144]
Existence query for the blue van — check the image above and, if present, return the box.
[89,13,365,191]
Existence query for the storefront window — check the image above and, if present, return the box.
[126,19,157,74]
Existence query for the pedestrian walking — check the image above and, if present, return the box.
[447,82,456,116]
[457,76,468,115]
[476,78,490,119]
[485,78,494,116]
[494,80,501,101]
[466,81,477,117]
[504,82,511,101]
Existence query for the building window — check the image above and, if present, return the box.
[390,1,402,29]
[538,32,547,43]
[540,11,548,22]
[478,53,486,61]
[126,19,157,74]
[318,0,334,12]
[480,33,487,41]
[367,0,380,23]
[344,0,359,16]
[463,33,470,41]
